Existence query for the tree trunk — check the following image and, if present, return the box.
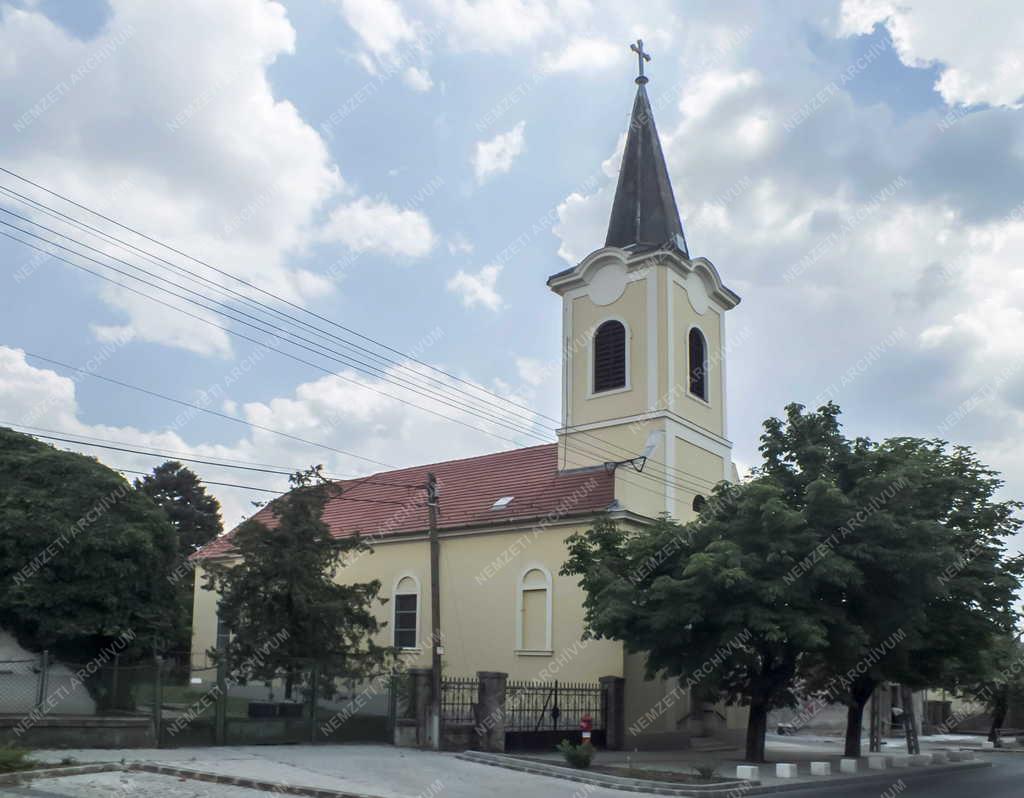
[745,699,769,762]
[845,700,865,757]
[844,679,877,757]
[989,691,1008,743]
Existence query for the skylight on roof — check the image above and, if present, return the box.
[491,496,514,510]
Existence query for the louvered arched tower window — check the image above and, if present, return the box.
[593,320,627,393]
[688,327,708,401]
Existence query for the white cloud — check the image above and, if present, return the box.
[321,197,437,258]
[403,65,434,91]
[333,0,416,59]
[428,0,555,52]
[515,356,549,386]
[447,233,474,255]
[0,0,346,357]
[542,37,621,74]
[0,345,539,529]
[473,121,526,184]
[447,265,504,311]
[839,0,1024,107]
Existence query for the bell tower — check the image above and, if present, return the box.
[548,41,741,520]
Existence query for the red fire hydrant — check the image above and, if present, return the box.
[580,713,593,744]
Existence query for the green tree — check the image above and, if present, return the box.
[765,406,1024,756]
[135,461,223,651]
[562,472,859,762]
[961,632,1024,742]
[0,428,180,664]
[135,461,222,559]
[562,403,1022,762]
[203,466,390,698]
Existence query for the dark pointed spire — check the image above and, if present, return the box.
[605,40,688,254]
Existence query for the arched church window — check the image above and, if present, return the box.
[393,575,420,649]
[593,320,627,393]
[688,327,708,400]
[692,495,707,513]
[516,566,552,653]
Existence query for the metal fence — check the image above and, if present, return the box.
[505,679,604,732]
[440,676,478,727]
[1,652,394,748]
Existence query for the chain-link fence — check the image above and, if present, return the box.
[1,652,395,748]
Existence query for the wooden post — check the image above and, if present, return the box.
[153,651,163,747]
[902,685,920,755]
[427,472,442,750]
[214,657,227,745]
[36,650,49,710]
[309,662,320,744]
[869,686,882,753]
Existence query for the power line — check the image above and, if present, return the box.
[6,426,419,508]
[3,228,715,505]
[0,170,723,491]
[0,177,724,499]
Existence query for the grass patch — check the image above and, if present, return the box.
[0,748,37,774]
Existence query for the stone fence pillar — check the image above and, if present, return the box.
[394,667,433,748]
[600,675,625,750]
[475,671,507,752]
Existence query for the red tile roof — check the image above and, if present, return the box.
[194,443,614,559]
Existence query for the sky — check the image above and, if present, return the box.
[1,0,1023,542]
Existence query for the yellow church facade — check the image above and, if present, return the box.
[192,58,746,747]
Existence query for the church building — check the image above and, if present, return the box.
[192,46,745,748]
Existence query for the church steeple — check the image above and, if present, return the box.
[605,40,688,255]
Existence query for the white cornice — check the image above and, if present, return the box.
[547,246,740,310]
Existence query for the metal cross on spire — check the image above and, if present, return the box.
[630,39,651,84]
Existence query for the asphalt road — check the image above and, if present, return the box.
[779,754,1024,797]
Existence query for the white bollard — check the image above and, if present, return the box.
[961,750,975,760]
[839,758,858,774]
[867,754,888,770]
[931,751,947,763]
[810,761,831,776]
[981,741,995,750]
[947,751,963,762]
[775,763,798,778]
[890,755,911,768]
[736,765,759,780]
[909,754,931,766]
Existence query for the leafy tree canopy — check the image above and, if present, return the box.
[203,466,391,697]
[0,428,180,662]
[562,403,1022,761]
[135,460,222,560]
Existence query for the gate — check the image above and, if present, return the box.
[504,679,605,750]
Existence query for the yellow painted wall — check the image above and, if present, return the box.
[569,279,649,428]
[672,438,726,520]
[670,280,724,437]
[192,521,624,682]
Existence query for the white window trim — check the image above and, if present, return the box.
[588,316,632,399]
[392,572,421,651]
[515,564,553,654]
[686,325,710,404]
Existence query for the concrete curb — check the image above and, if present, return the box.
[457,751,756,795]
[457,750,993,797]
[0,763,122,786]
[128,763,384,798]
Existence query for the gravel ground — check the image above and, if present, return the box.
[2,771,274,798]
[22,745,640,798]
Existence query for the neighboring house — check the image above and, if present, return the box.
[191,64,745,748]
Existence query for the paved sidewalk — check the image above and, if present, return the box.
[20,736,999,798]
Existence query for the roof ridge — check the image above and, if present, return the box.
[333,442,556,485]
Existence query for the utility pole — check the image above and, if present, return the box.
[426,472,442,750]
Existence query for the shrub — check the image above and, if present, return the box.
[557,739,595,769]
[692,761,718,780]
[0,748,36,773]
